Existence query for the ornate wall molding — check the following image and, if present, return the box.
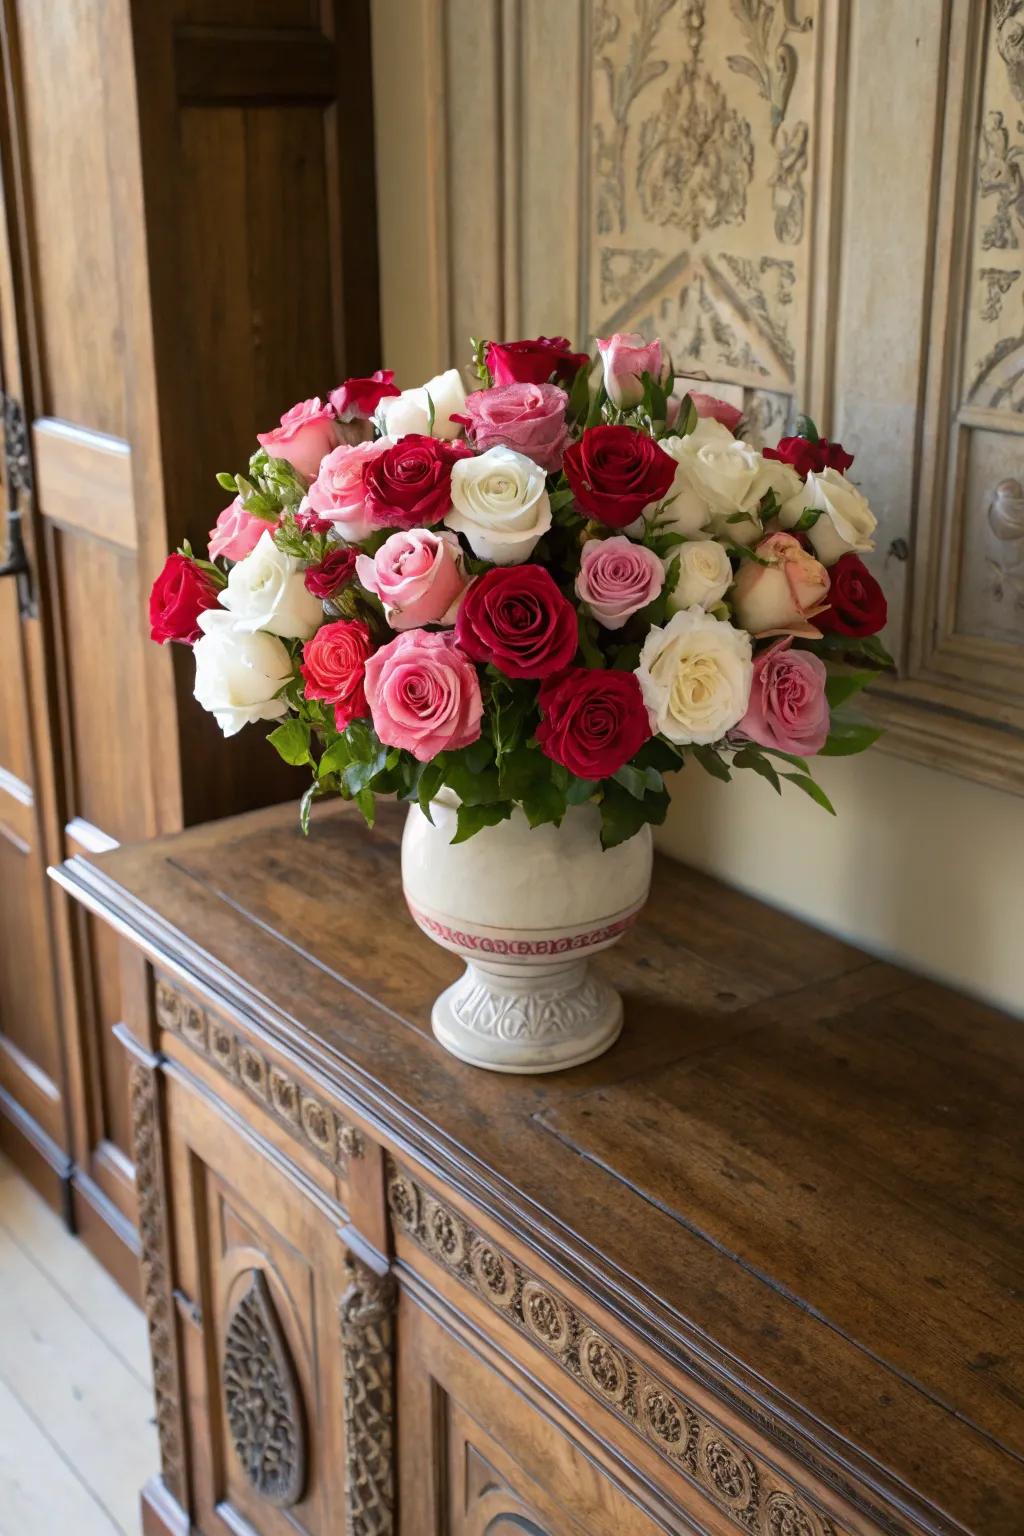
[154,978,365,1172]
[222,1269,307,1508]
[339,1255,396,1536]
[129,1057,186,1505]
[386,1161,846,1536]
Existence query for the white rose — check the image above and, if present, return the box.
[376,367,467,440]
[656,419,801,545]
[780,466,877,565]
[218,530,323,640]
[665,539,734,613]
[445,445,552,564]
[636,606,752,746]
[193,610,292,737]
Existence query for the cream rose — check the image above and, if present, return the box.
[780,466,877,565]
[445,445,552,564]
[192,610,293,737]
[657,419,801,544]
[376,367,467,441]
[636,606,752,746]
[218,530,323,640]
[666,539,734,613]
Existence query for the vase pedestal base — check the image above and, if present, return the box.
[430,958,623,1074]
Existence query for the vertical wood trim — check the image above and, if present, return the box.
[340,1255,396,1536]
[576,0,593,348]
[804,0,849,427]
[499,0,520,339]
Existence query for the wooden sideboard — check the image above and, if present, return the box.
[53,800,1024,1536]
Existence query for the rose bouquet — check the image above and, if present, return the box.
[150,332,892,850]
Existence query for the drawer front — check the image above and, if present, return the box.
[388,1160,874,1536]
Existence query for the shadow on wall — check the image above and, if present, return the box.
[654,749,1024,1016]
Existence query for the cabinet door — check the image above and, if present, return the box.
[165,1070,393,1536]
[398,1291,678,1536]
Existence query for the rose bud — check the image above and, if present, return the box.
[730,532,830,638]
[304,544,359,601]
[329,369,400,423]
[596,332,671,409]
[485,335,589,388]
[208,495,270,563]
[779,466,876,566]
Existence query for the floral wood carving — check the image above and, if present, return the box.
[154,978,365,1171]
[339,1256,396,1536]
[385,1161,847,1536]
[726,0,812,141]
[222,1269,307,1508]
[129,1060,186,1504]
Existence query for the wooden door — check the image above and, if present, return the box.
[0,0,379,1292]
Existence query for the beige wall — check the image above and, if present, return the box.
[372,0,1023,1019]
[656,757,1024,1016]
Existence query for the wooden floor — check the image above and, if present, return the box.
[0,1152,157,1535]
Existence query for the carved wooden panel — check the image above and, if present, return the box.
[374,0,1024,791]
[223,1268,307,1507]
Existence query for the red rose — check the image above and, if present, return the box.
[764,436,854,477]
[455,565,578,680]
[363,434,470,530]
[817,553,887,637]
[537,668,651,780]
[563,425,676,529]
[149,553,219,645]
[304,545,359,601]
[486,335,589,388]
[300,618,373,729]
[329,369,400,423]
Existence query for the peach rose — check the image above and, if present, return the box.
[730,532,830,638]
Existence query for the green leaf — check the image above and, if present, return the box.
[267,718,311,767]
[496,744,544,801]
[789,506,823,532]
[355,787,376,827]
[565,774,600,806]
[462,736,495,774]
[317,736,352,779]
[781,772,836,814]
[342,742,389,795]
[825,668,877,710]
[598,779,668,849]
[586,380,607,429]
[794,414,820,443]
[673,392,698,437]
[522,778,567,829]
[568,358,593,423]
[761,747,811,774]
[613,763,664,800]
[452,800,514,844]
[732,747,782,793]
[691,744,732,783]
[577,612,604,668]
[216,471,238,492]
[425,389,436,436]
[548,485,576,514]
[820,715,883,756]
[417,760,444,821]
[640,369,669,425]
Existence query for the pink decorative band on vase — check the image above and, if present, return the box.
[401,797,652,1074]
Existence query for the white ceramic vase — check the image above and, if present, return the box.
[401,794,653,1073]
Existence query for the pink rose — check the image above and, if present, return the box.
[596,332,671,408]
[730,532,830,638]
[257,397,340,479]
[690,392,743,433]
[207,496,269,563]
[355,528,469,630]
[364,629,483,761]
[575,535,664,630]
[455,382,570,473]
[306,439,391,541]
[737,639,830,757]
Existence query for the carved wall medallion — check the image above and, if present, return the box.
[129,1060,186,1505]
[222,1269,306,1507]
[154,978,364,1172]
[385,1161,845,1536]
[339,1255,396,1536]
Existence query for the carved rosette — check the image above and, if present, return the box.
[128,1059,185,1505]
[339,1256,397,1536]
[384,1158,853,1536]
[222,1270,307,1508]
